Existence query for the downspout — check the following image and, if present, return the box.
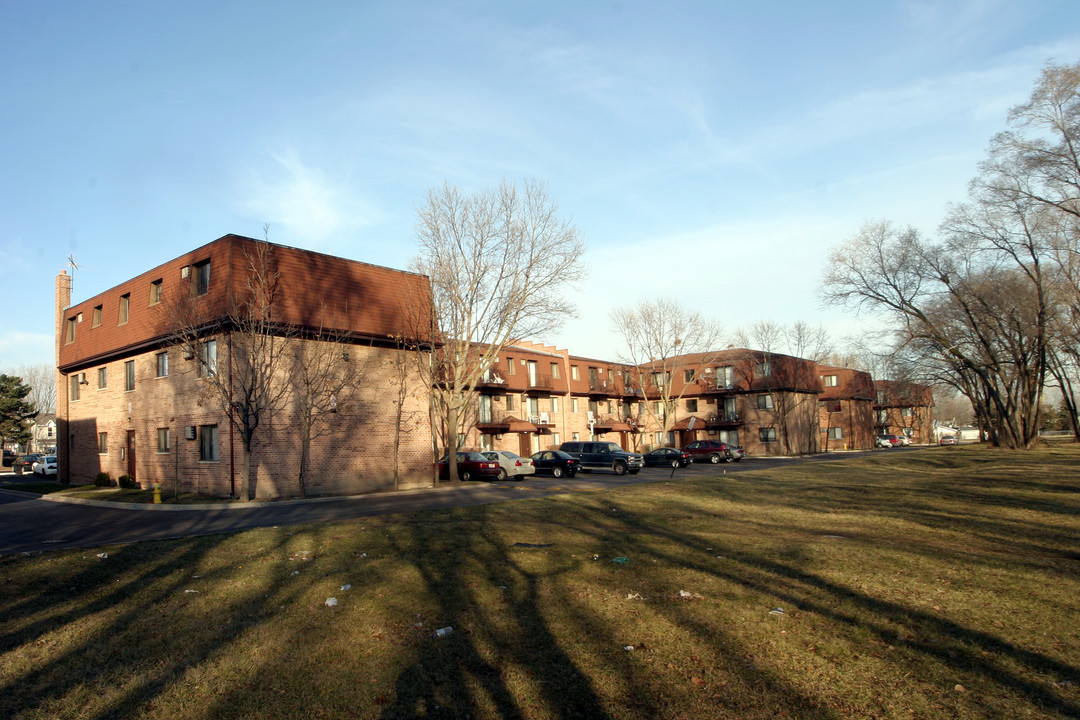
[228,330,235,498]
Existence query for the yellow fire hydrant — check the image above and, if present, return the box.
[153,481,162,504]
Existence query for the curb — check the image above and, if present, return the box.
[2,483,451,512]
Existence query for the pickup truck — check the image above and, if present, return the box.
[558,441,643,475]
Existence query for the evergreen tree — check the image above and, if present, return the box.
[0,374,37,451]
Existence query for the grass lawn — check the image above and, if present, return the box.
[1,445,1078,719]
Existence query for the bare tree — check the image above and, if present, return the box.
[610,298,722,445]
[412,180,586,481]
[168,235,294,499]
[734,321,831,454]
[822,218,1051,449]
[288,321,363,497]
[12,364,55,415]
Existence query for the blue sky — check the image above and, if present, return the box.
[3,1,1079,371]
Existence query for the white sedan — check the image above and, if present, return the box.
[31,455,58,477]
[481,450,536,481]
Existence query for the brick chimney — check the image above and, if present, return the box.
[55,270,71,483]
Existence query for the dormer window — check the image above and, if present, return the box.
[118,294,130,325]
[193,259,210,295]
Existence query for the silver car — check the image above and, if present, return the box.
[481,450,536,481]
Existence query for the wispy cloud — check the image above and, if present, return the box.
[234,148,384,244]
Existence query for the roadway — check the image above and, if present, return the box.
[0,448,908,555]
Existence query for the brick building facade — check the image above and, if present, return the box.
[816,365,876,450]
[56,235,434,498]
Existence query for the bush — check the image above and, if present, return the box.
[118,474,138,489]
[94,472,111,487]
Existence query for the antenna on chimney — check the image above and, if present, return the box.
[65,254,86,292]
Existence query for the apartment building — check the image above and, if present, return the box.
[816,365,876,450]
[56,234,434,498]
[873,380,935,444]
[463,346,825,458]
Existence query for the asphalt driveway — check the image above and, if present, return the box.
[0,448,908,555]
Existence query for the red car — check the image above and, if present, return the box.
[681,440,745,463]
[435,452,502,482]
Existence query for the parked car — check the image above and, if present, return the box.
[530,450,581,478]
[681,440,745,463]
[898,435,912,446]
[31,455,57,477]
[939,435,959,445]
[12,453,43,474]
[558,441,643,475]
[875,434,902,448]
[643,447,692,468]
[481,450,536,481]
[434,452,501,482]
[2,450,14,467]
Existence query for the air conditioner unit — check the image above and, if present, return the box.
[185,426,197,440]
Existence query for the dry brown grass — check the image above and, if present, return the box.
[1,444,1078,719]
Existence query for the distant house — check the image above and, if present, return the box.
[29,414,57,455]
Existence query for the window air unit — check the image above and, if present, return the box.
[185,426,197,440]
[181,266,190,278]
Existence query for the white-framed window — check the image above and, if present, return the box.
[150,279,163,305]
[715,366,733,388]
[571,365,579,380]
[98,432,108,454]
[550,362,560,379]
[550,397,560,413]
[755,360,771,377]
[571,397,579,413]
[98,367,107,389]
[70,375,80,401]
[757,394,773,410]
[155,351,169,378]
[124,360,135,391]
[828,427,843,439]
[157,428,170,453]
[552,432,560,445]
[759,427,777,442]
[823,375,838,387]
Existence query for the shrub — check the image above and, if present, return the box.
[94,472,110,487]
[118,474,138,489]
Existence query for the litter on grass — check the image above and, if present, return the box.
[325,597,338,607]
[769,607,785,615]
[340,584,351,591]
[678,590,703,599]
[434,626,453,638]
[611,556,630,564]
[96,553,108,559]
[184,589,199,594]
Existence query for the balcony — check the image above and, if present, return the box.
[588,378,623,397]
[706,412,742,427]
[699,377,737,394]
[525,375,556,394]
